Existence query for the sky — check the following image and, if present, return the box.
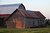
[0,0,50,19]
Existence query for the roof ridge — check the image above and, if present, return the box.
[0,3,22,5]
[0,3,23,7]
[26,10,40,12]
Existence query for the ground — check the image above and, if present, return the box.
[0,28,50,33]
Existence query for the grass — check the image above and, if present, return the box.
[0,28,50,33]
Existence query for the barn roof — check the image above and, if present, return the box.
[19,10,46,19]
[7,9,46,19]
[0,14,10,16]
[5,9,46,21]
[19,10,39,18]
[26,10,46,19]
[0,3,25,14]
[0,14,10,20]
[0,14,10,18]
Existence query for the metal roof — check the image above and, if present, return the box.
[0,3,25,14]
[27,10,46,18]
[16,9,46,19]
[5,9,46,21]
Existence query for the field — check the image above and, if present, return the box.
[0,28,50,33]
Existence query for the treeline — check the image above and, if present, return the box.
[45,19,50,27]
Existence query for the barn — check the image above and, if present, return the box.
[0,3,25,28]
[0,3,46,29]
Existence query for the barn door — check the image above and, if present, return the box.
[16,20,23,29]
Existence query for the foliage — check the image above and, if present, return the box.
[45,19,50,27]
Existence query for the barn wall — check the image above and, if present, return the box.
[24,18,45,28]
[24,18,39,28]
[6,17,16,28]
[14,10,25,29]
[6,10,25,29]
[16,16,25,29]
[37,19,46,26]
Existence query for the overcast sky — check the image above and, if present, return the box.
[0,0,50,19]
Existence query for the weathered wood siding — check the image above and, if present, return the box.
[15,10,25,29]
[24,18,45,28]
[24,18,38,28]
[24,18,33,28]
[37,19,46,26]
[6,17,16,28]
[6,10,25,29]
